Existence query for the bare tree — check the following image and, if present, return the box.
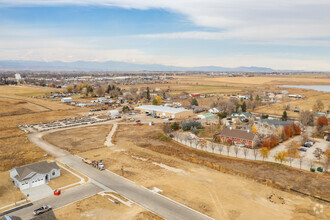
[299,111,314,126]
[288,157,294,167]
[189,139,193,147]
[253,148,259,160]
[95,87,105,97]
[243,148,249,159]
[309,159,314,169]
[195,140,199,149]
[226,145,232,156]
[298,155,304,169]
[313,147,323,162]
[210,142,216,153]
[218,144,224,155]
[234,146,240,157]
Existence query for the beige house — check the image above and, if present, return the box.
[136,105,193,119]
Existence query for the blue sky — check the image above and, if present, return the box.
[0,0,330,71]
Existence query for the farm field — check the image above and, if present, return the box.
[123,75,330,117]
[54,194,162,220]
[255,92,330,118]
[46,123,329,219]
[43,124,113,154]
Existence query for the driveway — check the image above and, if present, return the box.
[22,185,53,202]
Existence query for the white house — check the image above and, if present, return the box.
[61,97,72,103]
[10,161,60,190]
[107,110,119,116]
[98,97,106,102]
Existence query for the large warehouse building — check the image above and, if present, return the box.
[136,105,194,119]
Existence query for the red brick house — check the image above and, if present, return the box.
[216,127,257,148]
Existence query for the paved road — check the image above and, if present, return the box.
[27,131,213,220]
[3,183,102,220]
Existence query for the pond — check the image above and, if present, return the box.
[279,85,330,92]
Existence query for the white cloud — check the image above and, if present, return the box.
[1,0,330,42]
[1,1,330,70]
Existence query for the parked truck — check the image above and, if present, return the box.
[82,158,105,170]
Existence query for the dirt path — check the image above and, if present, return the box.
[104,123,118,147]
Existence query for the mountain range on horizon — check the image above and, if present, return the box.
[0,60,301,72]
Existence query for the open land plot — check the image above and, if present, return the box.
[43,124,112,154]
[171,75,330,87]
[112,125,330,200]
[255,92,330,118]
[54,194,162,220]
[0,171,25,207]
[0,85,74,111]
[0,85,89,171]
[120,82,244,95]
[64,123,330,220]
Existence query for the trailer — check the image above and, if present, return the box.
[82,158,104,170]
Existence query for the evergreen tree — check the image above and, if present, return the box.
[281,111,288,121]
[241,101,247,112]
[191,98,199,106]
[146,87,151,101]
[171,122,179,131]
[106,85,111,93]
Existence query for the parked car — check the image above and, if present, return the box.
[168,118,173,121]
[136,120,141,122]
[33,205,52,216]
[298,148,307,152]
[130,118,135,121]
[302,143,312,148]
[327,137,330,141]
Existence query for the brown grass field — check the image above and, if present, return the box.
[0,171,25,207]
[0,85,87,171]
[43,124,112,154]
[122,75,330,117]
[54,194,162,220]
[53,123,329,220]
[47,168,81,190]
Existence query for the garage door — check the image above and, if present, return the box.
[31,179,44,188]
[20,182,30,190]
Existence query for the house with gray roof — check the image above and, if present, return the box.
[10,161,60,190]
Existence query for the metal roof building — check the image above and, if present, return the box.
[136,105,193,119]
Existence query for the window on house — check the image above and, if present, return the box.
[52,171,55,176]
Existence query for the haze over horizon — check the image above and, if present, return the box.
[0,1,330,71]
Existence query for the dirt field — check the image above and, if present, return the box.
[66,124,329,220]
[54,194,163,220]
[0,171,25,207]
[43,124,112,154]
